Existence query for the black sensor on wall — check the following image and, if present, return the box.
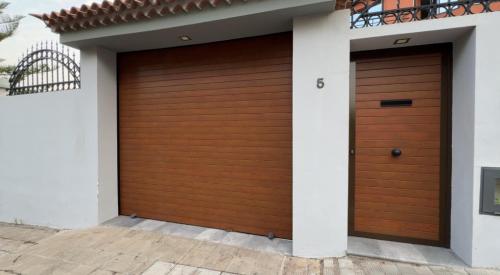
[480,167,500,215]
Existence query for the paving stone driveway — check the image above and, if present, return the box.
[0,222,499,275]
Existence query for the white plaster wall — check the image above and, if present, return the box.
[0,46,117,229]
[451,29,476,265]
[0,90,98,228]
[470,14,500,268]
[350,13,481,51]
[292,10,350,258]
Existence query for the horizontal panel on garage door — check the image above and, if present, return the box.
[118,33,292,239]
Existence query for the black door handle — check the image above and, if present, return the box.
[391,148,402,157]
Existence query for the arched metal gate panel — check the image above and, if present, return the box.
[8,42,80,96]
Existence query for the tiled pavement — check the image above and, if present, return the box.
[1,222,500,275]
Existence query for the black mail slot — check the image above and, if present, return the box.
[380,99,413,107]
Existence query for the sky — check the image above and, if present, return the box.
[0,0,93,65]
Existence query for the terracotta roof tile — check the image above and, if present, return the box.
[32,0,255,33]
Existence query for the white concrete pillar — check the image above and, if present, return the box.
[451,29,476,266]
[292,9,350,258]
[80,47,118,224]
[470,13,500,268]
[96,48,118,224]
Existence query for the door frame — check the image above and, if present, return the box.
[348,44,453,248]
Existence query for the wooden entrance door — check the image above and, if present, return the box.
[349,45,451,247]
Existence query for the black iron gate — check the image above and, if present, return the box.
[8,42,80,96]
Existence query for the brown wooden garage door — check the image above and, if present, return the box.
[350,46,451,247]
[118,33,292,239]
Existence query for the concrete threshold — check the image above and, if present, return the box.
[347,236,467,268]
[103,216,293,256]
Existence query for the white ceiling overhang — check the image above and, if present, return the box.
[60,0,335,51]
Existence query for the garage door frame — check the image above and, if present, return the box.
[116,33,293,239]
[348,44,453,248]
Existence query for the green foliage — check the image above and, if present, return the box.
[0,3,23,75]
[25,64,56,75]
[0,1,23,49]
[0,64,14,74]
[0,64,57,78]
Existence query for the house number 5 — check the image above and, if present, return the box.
[317,78,325,89]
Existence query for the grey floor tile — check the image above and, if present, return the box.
[169,224,207,239]
[220,232,253,247]
[416,246,466,267]
[272,238,293,255]
[102,216,144,228]
[240,235,274,252]
[195,229,228,243]
[377,239,427,263]
[132,220,167,232]
[348,237,382,256]
[155,222,207,239]
[239,235,292,255]
[348,237,466,268]
[156,222,183,235]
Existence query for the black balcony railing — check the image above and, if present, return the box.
[351,0,499,28]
